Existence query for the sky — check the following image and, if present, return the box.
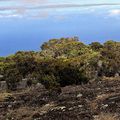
[0,0,120,56]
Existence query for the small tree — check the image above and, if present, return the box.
[89,42,103,51]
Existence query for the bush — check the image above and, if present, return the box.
[55,64,88,87]
[39,74,60,89]
[3,63,22,90]
[37,59,88,89]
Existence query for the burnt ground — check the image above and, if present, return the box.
[0,78,120,120]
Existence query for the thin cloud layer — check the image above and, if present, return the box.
[0,0,120,18]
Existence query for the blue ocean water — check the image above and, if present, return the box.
[0,0,120,56]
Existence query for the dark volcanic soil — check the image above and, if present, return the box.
[0,78,120,120]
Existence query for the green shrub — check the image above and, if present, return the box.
[39,74,60,89]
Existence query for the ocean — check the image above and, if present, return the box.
[0,0,120,56]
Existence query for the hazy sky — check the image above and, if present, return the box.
[0,0,120,18]
[0,0,120,56]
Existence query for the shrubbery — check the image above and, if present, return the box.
[0,37,120,90]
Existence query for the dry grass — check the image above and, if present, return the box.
[95,113,119,120]
[0,92,12,102]
[5,102,56,120]
[91,92,120,112]
[90,94,111,112]
[7,107,34,120]
[102,76,120,81]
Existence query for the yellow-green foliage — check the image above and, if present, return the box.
[0,37,120,90]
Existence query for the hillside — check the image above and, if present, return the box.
[0,78,120,120]
[0,37,120,120]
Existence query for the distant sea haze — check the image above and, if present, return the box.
[0,0,120,56]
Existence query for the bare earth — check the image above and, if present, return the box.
[0,78,120,120]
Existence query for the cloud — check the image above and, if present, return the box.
[21,0,48,5]
[109,9,120,16]
[0,1,120,19]
[0,3,120,11]
[31,11,49,19]
[0,14,22,18]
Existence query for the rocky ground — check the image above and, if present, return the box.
[0,78,120,120]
